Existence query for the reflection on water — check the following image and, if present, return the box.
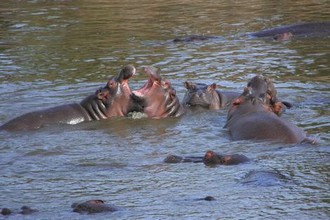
[0,0,329,219]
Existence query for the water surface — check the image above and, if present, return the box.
[0,0,329,219]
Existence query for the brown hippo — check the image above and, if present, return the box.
[182,82,240,109]
[132,66,185,118]
[0,65,140,131]
[250,22,330,40]
[203,150,249,166]
[164,150,249,166]
[225,86,307,144]
[71,200,118,214]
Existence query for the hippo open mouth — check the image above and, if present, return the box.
[132,66,161,97]
[130,66,184,118]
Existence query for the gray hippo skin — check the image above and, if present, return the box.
[1,206,38,216]
[203,150,249,166]
[245,75,292,116]
[173,35,219,42]
[250,21,330,40]
[241,170,290,187]
[225,77,307,143]
[72,200,117,214]
[164,150,249,166]
[0,65,138,131]
[182,82,240,109]
[132,66,185,118]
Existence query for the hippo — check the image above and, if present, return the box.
[1,206,38,216]
[250,22,330,39]
[71,200,118,214]
[240,170,291,187]
[245,75,292,116]
[131,66,185,118]
[182,82,240,110]
[0,65,140,131]
[164,150,249,166]
[225,85,307,144]
[173,35,219,43]
[203,150,249,166]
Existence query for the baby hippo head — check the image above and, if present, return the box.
[182,82,221,109]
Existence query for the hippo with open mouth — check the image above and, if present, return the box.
[0,64,140,131]
[131,66,185,118]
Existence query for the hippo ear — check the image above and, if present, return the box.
[162,81,172,89]
[184,81,195,90]
[207,83,217,92]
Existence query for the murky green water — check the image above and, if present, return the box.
[0,0,329,219]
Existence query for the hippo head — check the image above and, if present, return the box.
[182,82,221,109]
[132,66,184,118]
[91,64,142,118]
[203,150,223,166]
[72,200,117,214]
[246,75,291,116]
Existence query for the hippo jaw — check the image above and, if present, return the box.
[132,66,178,118]
[97,64,137,117]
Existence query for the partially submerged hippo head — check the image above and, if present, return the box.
[182,82,240,110]
[72,199,118,214]
[82,64,142,119]
[273,32,293,41]
[203,150,249,166]
[183,82,221,109]
[132,66,184,118]
[245,75,291,115]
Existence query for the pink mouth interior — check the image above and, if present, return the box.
[133,67,160,97]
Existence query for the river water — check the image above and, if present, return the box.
[0,0,329,219]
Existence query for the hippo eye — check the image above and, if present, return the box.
[107,80,117,89]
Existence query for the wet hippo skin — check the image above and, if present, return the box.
[250,22,330,39]
[72,200,118,214]
[1,206,38,216]
[245,75,292,116]
[0,65,139,131]
[132,66,185,118]
[164,150,249,166]
[173,22,330,42]
[182,82,240,109]
[225,80,307,143]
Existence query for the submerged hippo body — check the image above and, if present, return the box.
[1,206,38,216]
[226,102,306,143]
[72,200,118,214]
[173,35,219,43]
[164,150,249,166]
[132,66,185,118]
[250,22,330,39]
[0,65,138,131]
[225,76,306,144]
[182,82,240,109]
